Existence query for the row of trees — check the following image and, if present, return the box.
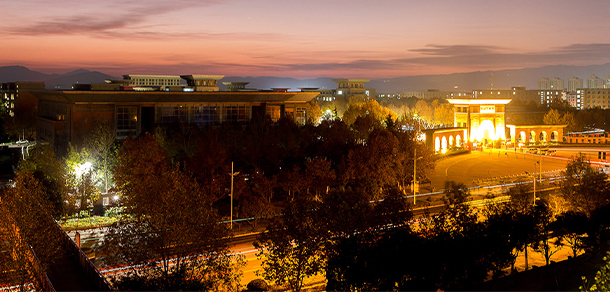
[1,111,433,290]
[318,97,454,128]
[255,155,610,291]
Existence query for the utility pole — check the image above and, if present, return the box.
[414,146,417,205]
[230,162,240,230]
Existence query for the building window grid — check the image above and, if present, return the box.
[117,106,138,138]
[266,105,281,122]
[156,103,251,125]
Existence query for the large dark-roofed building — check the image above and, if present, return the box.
[32,89,318,152]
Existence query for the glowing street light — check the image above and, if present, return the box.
[74,161,92,177]
[73,161,92,247]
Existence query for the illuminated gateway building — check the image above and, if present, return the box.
[425,98,565,153]
[448,98,510,145]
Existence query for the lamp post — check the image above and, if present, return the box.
[74,161,92,247]
[414,146,417,205]
[229,162,239,230]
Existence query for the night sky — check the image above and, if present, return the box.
[2,0,610,78]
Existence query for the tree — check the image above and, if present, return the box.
[304,157,335,199]
[414,100,433,124]
[543,109,562,125]
[187,130,231,203]
[85,121,117,193]
[306,101,323,124]
[420,181,490,290]
[581,251,610,292]
[345,128,400,199]
[239,194,275,231]
[254,198,326,291]
[560,154,610,216]
[342,100,395,127]
[0,172,62,290]
[531,202,563,266]
[561,111,579,132]
[433,102,454,126]
[17,144,65,217]
[553,210,589,258]
[321,188,414,291]
[104,134,245,291]
[64,144,99,219]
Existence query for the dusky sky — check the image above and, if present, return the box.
[2,0,610,78]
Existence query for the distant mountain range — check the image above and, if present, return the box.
[1,64,610,93]
[0,66,116,89]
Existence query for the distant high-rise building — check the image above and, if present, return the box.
[587,74,605,88]
[550,77,564,90]
[538,77,564,90]
[0,81,45,118]
[605,76,610,89]
[538,77,551,90]
[567,76,583,92]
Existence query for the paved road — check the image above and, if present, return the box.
[429,149,570,190]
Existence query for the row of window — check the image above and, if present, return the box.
[337,83,364,88]
[133,79,181,86]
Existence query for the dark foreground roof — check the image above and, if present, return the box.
[30,90,319,104]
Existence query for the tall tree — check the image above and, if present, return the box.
[560,154,610,216]
[433,102,455,126]
[17,144,65,217]
[84,121,117,193]
[0,172,62,290]
[543,109,563,125]
[342,100,395,127]
[254,198,326,291]
[64,144,99,219]
[104,134,244,291]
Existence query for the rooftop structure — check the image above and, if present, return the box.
[180,75,224,91]
[222,82,250,91]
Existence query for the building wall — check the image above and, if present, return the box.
[472,88,540,103]
[123,75,182,87]
[507,125,564,145]
[70,104,115,145]
[581,88,610,109]
[399,90,471,100]
[565,131,610,144]
[425,128,467,153]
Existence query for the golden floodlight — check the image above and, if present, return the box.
[447,98,511,146]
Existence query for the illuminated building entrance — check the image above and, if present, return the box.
[447,98,512,148]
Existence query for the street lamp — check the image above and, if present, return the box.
[229,162,239,230]
[73,161,92,247]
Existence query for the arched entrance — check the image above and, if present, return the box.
[435,137,440,152]
[539,131,548,142]
[519,131,526,143]
[476,120,496,145]
[551,131,558,141]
